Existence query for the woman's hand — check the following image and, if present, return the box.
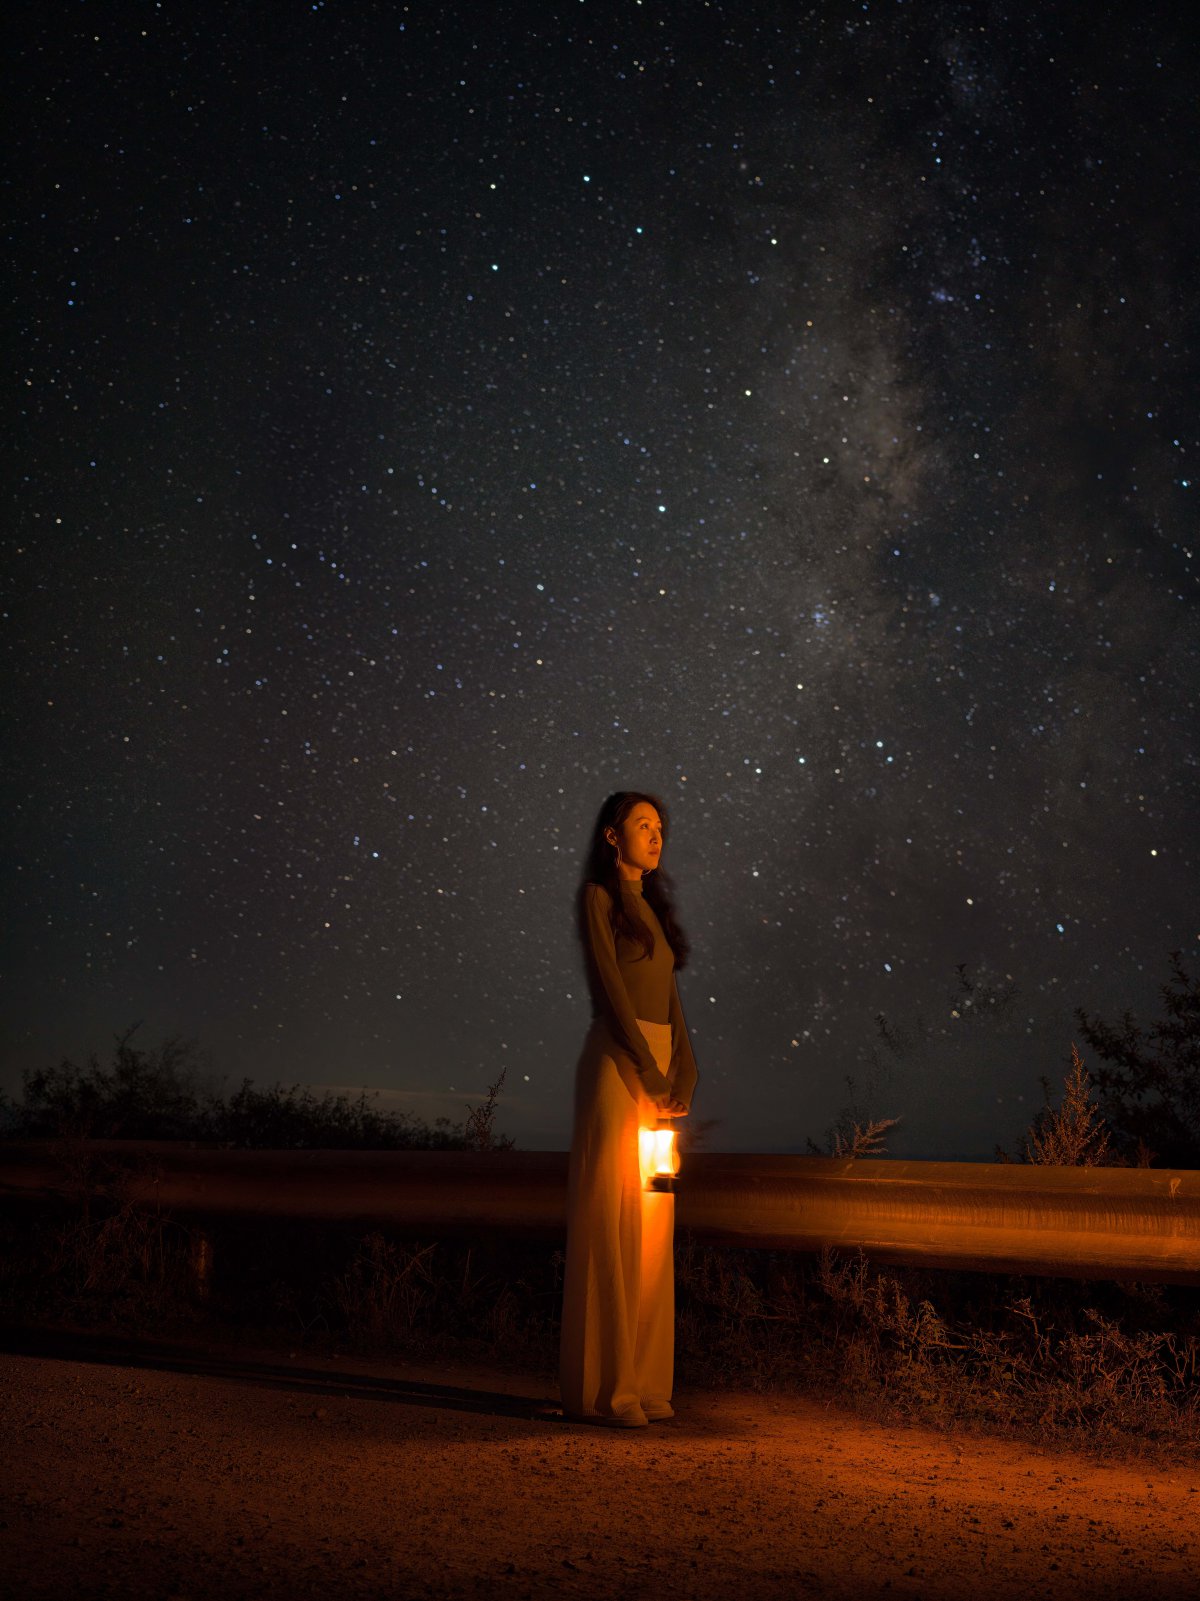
[659,1097,689,1118]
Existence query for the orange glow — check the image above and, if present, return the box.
[639,1126,680,1189]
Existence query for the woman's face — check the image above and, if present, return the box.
[608,802,663,877]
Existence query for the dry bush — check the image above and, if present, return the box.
[816,1247,953,1363]
[314,1231,559,1361]
[672,1237,1200,1453]
[1,1141,196,1328]
[832,1117,903,1159]
[670,1235,801,1390]
[1025,1044,1112,1166]
[326,1233,439,1343]
[462,1070,515,1153]
[805,1072,902,1160]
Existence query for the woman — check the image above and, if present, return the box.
[559,791,699,1427]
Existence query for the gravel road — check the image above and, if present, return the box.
[1,1336,1196,1599]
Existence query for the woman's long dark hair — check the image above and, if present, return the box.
[576,790,691,969]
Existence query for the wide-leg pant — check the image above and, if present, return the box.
[559,1017,675,1423]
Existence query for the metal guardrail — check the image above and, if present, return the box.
[2,1141,1198,1284]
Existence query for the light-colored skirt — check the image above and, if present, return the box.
[559,1017,675,1424]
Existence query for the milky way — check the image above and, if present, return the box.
[5,1,1197,1155]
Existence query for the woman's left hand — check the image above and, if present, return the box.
[661,1097,689,1118]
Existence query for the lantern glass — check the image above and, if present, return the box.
[639,1125,680,1188]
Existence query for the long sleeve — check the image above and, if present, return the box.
[667,973,699,1112]
[582,884,672,1097]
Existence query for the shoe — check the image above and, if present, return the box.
[643,1403,675,1422]
[564,1406,648,1429]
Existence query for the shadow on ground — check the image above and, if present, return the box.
[0,1324,562,1423]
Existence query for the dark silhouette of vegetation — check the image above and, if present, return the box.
[214,1079,471,1151]
[462,1069,515,1153]
[806,1074,901,1158]
[11,1028,208,1142]
[807,1096,902,1159]
[1075,949,1200,1168]
[1,1024,503,1151]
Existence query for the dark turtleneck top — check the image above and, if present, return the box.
[581,878,699,1111]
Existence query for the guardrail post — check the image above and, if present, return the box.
[188,1227,212,1302]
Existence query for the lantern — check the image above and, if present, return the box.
[639,1124,680,1192]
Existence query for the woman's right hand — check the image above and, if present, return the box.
[659,1097,689,1118]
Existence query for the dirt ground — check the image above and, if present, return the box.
[1,1334,1196,1600]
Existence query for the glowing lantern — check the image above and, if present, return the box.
[639,1125,680,1192]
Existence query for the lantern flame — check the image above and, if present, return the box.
[639,1126,680,1189]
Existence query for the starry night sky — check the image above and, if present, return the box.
[5,1,1198,1156]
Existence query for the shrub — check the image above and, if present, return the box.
[1024,1044,1112,1166]
[2,1024,497,1151]
[1076,949,1200,1168]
